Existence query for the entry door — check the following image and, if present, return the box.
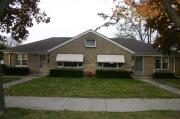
[134,56,143,76]
[39,55,46,74]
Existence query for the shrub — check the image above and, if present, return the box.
[0,64,7,73]
[3,67,29,75]
[153,70,175,79]
[49,68,83,77]
[96,69,132,79]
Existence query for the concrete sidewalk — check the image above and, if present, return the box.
[3,75,44,88]
[138,79,180,95]
[5,96,180,112]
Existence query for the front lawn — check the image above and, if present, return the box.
[5,77,179,98]
[1,108,180,119]
[2,76,21,84]
[155,79,180,89]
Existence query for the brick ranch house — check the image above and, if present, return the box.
[3,29,180,77]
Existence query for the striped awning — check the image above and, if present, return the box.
[56,54,84,62]
[97,55,125,63]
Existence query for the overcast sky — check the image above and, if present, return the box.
[24,0,117,44]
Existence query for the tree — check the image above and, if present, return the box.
[0,0,50,113]
[110,0,180,54]
[97,1,155,43]
[3,37,20,48]
[0,0,50,42]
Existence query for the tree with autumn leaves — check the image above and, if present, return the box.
[99,0,180,54]
[122,0,180,54]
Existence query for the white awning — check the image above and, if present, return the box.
[56,54,84,62]
[97,55,125,63]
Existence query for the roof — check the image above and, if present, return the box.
[6,30,160,55]
[111,38,160,55]
[8,37,71,54]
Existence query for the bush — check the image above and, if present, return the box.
[3,67,29,75]
[96,69,132,79]
[153,70,175,79]
[49,68,83,77]
[0,64,6,73]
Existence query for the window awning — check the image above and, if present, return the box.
[97,55,125,63]
[56,54,84,62]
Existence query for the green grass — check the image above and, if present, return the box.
[1,108,180,119]
[1,76,20,84]
[155,79,180,89]
[5,77,180,98]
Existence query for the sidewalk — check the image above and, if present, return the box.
[3,75,44,88]
[138,79,180,95]
[5,96,180,112]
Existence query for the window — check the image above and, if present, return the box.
[97,63,123,68]
[97,55,125,69]
[155,57,161,69]
[16,54,28,67]
[58,62,83,68]
[85,39,96,47]
[155,56,169,69]
[40,55,46,68]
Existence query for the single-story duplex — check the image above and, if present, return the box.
[3,29,180,77]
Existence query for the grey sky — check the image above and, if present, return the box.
[24,0,117,44]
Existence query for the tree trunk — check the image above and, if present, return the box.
[0,74,5,114]
[163,0,180,28]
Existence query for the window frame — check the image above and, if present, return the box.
[57,62,83,68]
[155,56,169,70]
[15,54,28,67]
[85,39,96,48]
[97,62,123,69]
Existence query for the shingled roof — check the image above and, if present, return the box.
[111,38,160,55]
[7,37,159,55]
[8,37,71,54]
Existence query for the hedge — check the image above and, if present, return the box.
[153,70,175,79]
[49,68,83,77]
[96,69,132,79]
[3,67,29,75]
[0,64,6,73]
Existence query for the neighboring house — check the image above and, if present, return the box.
[3,29,180,77]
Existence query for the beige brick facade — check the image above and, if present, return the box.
[3,31,180,77]
[48,32,133,73]
[142,56,179,77]
[143,56,155,77]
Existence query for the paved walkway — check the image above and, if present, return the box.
[138,79,180,95]
[5,96,180,112]
[3,75,44,88]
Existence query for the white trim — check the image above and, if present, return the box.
[57,62,83,68]
[97,62,123,69]
[154,56,169,70]
[47,29,135,54]
[85,39,96,48]
[15,54,28,67]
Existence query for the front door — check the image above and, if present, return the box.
[133,56,143,76]
[39,55,47,74]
